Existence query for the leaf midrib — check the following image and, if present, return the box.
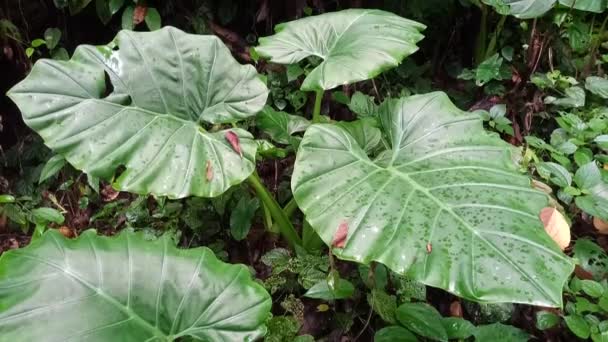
[311,124,565,302]
[386,161,561,300]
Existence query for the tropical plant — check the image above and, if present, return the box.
[2,6,588,341]
[255,8,426,122]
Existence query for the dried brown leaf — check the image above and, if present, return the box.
[593,217,608,235]
[101,184,120,202]
[540,207,570,250]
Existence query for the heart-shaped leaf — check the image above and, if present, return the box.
[256,106,310,145]
[0,229,271,341]
[255,9,425,91]
[292,92,574,306]
[336,119,382,154]
[8,27,268,199]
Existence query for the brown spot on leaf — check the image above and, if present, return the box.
[205,160,213,182]
[225,131,243,157]
[426,243,432,254]
[332,221,348,248]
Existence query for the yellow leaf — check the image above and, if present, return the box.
[316,304,329,312]
[593,217,608,235]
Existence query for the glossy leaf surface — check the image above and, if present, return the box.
[396,302,447,341]
[374,326,418,341]
[485,0,556,18]
[0,229,271,341]
[559,0,607,13]
[292,92,574,306]
[8,27,268,199]
[255,9,425,91]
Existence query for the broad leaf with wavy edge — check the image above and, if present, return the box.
[484,0,556,18]
[8,26,268,199]
[292,92,574,306]
[255,9,425,91]
[0,229,271,341]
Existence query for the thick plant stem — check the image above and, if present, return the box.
[262,203,276,233]
[312,89,324,123]
[269,198,298,234]
[247,173,302,247]
[303,220,325,252]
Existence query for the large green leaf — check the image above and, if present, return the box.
[0,229,271,341]
[559,0,607,13]
[8,27,268,199]
[484,0,556,18]
[255,9,425,91]
[291,92,574,306]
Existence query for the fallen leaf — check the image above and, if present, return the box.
[225,131,243,157]
[574,265,594,280]
[133,4,147,25]
[101,184,120,202]
[205,160,213,182]
[449,301,463,317]
[316,304,329,312]
[540,207,570,250]
[58,226,75,238]
[593,217,608,235]
[532,180,552,194]
[426,243,432,254]
[332,221,348,248]
[8,238,19,249]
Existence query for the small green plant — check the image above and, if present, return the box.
[536,239,608,341]
[25,27,68,60]
[526,71,608,222]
